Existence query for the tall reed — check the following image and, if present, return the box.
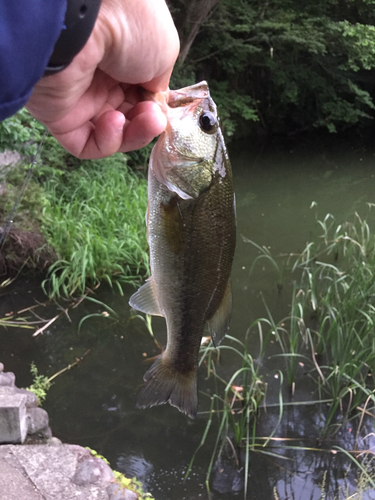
[189,328,270,499]
[292,211,375,431]
[247,209,375,431]
[184,208,375,498]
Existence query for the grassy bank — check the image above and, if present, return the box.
[0,110,149,296]
[41,155,149,297]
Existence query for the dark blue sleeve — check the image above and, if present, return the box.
[0,0,67,121]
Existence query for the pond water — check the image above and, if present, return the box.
[1,135,375,499]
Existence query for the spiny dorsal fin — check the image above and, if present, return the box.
[129,278,163,317]
[207,280,232,347]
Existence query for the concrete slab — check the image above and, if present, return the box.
[0,449,41,500]
[0,444,136,500]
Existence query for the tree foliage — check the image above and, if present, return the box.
[169,0,375,137]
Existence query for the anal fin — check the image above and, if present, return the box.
[129,278,163,317]
[207,280,232,347]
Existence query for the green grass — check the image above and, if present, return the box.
[0,108,45,156]
[0,162,49,231]
[243,209,375,431]
[1,108,151,297]
[289,211,375,432]
[196,333,267,498]
[40,154,149,297]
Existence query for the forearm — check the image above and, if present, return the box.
[0,0,67,120]
[0,0,103,121]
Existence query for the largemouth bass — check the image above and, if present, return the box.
[129,81,236,418]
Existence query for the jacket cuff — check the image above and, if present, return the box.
[44,0,102,76]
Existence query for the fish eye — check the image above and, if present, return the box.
[199,112,218,134]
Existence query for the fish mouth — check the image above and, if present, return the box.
[167,81,210,108]
[138,81,213,114]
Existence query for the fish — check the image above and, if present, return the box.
[129,81,236,418]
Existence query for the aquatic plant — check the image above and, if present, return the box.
[243,238,312,387]
[290,210,375,433]
[244,208,375,434]
[194,335,375,499]
[27,362,52,404]
[186,329,270,499]
[187,207,375,498]
[41,155,149,297]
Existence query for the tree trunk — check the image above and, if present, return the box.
[178,0,219,64]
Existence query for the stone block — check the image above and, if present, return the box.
[0,371,16,386]
[0,386,38,408]
[73,455,114,486]
[15,388,39,408]
[0,393,28,443]
[27,407,49,435]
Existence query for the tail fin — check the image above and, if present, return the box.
[136,356,198,419]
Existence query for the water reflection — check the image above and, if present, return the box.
[251,404,375,500]
[116,455,153,488]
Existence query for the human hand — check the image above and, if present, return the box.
[26,0,179,159]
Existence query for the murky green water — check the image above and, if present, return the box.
[1,136,375,499]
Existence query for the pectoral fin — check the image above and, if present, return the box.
[129,278,163,317]
[207,280,232,347]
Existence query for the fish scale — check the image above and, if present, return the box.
[129,81,236,418]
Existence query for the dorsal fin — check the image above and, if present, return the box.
[207,280,232,347]
[129,278,163,317]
